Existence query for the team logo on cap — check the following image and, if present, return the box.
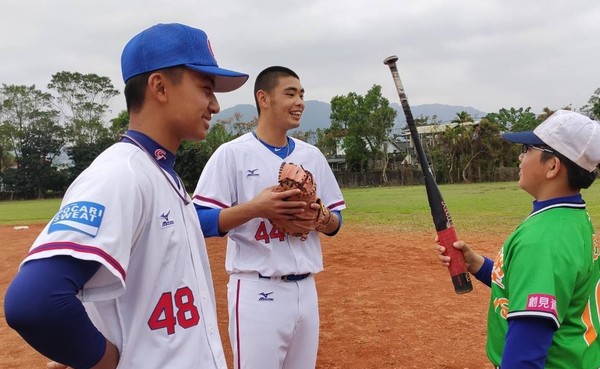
[207,39,215,59]
[154,149,167,161]
[49,201,105,237]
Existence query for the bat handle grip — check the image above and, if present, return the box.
[437,227,473,294]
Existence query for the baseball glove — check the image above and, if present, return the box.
[269,162,333,241]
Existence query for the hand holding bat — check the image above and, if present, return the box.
[435,239,485,275]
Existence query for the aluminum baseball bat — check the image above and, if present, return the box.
[384,55,473,294]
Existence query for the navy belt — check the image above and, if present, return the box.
[259,273,311,282]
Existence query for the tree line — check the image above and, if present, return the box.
[1,71,599,199]
[325,85,600,185]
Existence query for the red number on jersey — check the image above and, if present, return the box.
[148,287,200,335]
[175,287,200,329]
[255,221,270,243]
[269,226,286,242]
[148,292,177,335]
[254,221,287,243]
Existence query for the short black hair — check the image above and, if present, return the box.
[124,66,185,113]
[541,149,598,189]
[253,66,299,116]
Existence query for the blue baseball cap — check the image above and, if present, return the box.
[501,131,544,146]
[121,23,248,92]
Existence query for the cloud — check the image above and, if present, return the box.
[2,0,599,118]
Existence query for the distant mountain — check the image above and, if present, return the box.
[211,101,332,132]
[298,100,332,132]
[213,103,257,123]
[395,103,487,124]
[212,100,488,131]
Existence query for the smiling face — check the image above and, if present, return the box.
[164,69,220,142]
[263,75,305,131]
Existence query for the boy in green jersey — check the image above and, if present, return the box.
[437,110,600,368]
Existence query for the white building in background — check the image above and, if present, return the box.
[400,121,480,165]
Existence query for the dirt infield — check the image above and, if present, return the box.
[0,224,500,369]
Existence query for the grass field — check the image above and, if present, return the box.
[0,198,64,225]
[2,182,600,368]
[2,182,600,234]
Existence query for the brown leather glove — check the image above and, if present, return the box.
[269,162,332,241]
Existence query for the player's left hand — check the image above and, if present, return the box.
[434,238,485,274]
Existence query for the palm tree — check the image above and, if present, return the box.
[451,111,473,123]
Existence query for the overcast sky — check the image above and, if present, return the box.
[2,0,599,118]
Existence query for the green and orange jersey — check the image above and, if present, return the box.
[487,199,600,368]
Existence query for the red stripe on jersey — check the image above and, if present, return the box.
[328,200,346,210]
[29,242,126,281]
[193,195,229,209]
[235,279,242,369]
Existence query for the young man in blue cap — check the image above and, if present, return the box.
[4,23,248,369]
[437,110,600,368]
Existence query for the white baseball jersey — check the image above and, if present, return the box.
[194,132,345,369]
[23,142,227,369]
[193,132,346,276]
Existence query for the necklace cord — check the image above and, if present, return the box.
[120,134,191,205]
